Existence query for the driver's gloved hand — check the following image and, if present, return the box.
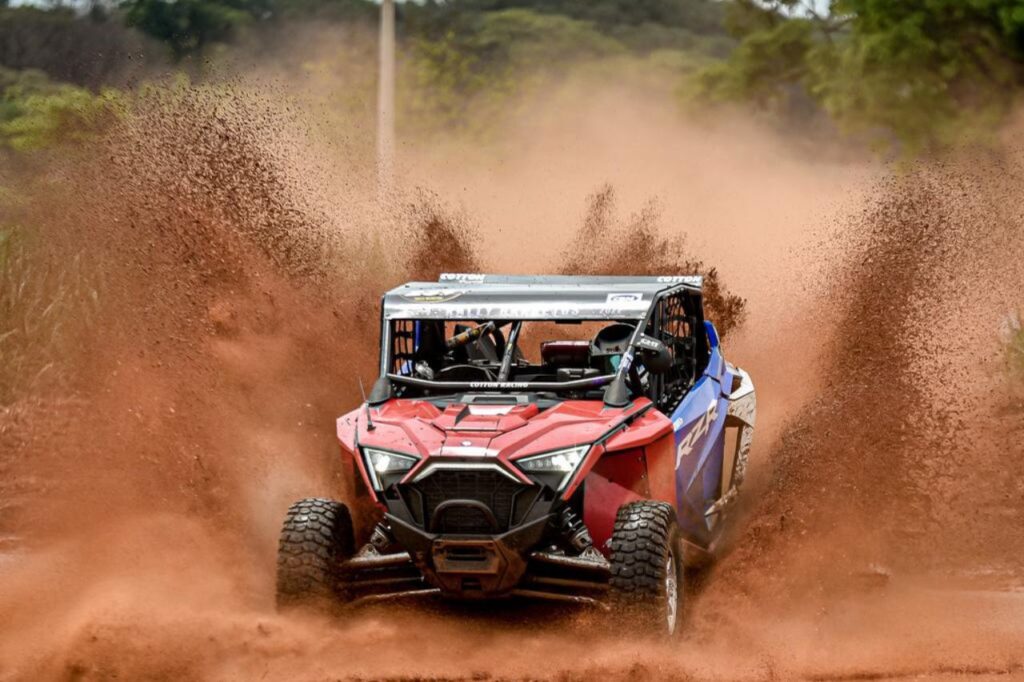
[414,362,435,380]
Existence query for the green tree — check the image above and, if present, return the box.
[407,0,730,55]
[271,0,374,22]
[693,6,816,113]
[121,0,376,59]
[692,0,1024,153]
[0,5,161,88]
[426,0,727,34]
[407,9,623,129]
[816,0,1024,151]
[121,0,265,59]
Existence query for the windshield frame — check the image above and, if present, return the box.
[372,281,702,405]
[378,312,654,399]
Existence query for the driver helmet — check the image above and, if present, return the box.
[590,323,635,373]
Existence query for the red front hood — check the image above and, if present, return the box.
[339,398,637,460]
[336,397,665,495]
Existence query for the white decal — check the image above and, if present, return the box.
[636,336,661,351]
[384,301,648,320]
[441,305,584,319]
[439,273,485,282]
[657,275,703,286]
[400,289,466,303]
[606,292,643,303]
[675,399,719,469]
[469,382,528,389]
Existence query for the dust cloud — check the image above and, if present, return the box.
[0,50,1022,682]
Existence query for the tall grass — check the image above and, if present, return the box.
[0,224,99,405]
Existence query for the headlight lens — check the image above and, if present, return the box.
[517,445,590,490]
[361,447,418,490]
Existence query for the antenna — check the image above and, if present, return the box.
[358,376,376,431]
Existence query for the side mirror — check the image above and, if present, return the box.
[635,335,672,374]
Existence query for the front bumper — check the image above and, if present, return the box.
[348,461,610,602]
[368,461,563,597]
[338,509,611,605]
[387,512,550,596]
[340,526,612,607]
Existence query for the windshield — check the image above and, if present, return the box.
[384,318,645,400]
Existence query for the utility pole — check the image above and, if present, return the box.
[377,0,396,196]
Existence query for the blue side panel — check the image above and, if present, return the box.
[670,378,725,538]
[704,322,724,380]
[704,321,719,349]
[702,436,725,511]
[705,348,724,382]
[669,322,729,542]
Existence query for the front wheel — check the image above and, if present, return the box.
[276,497,355,613]
[608,500,684,637]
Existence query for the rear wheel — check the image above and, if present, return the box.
[608,500,684,637]
[276,497,355,613]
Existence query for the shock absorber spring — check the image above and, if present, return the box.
[559,507,593,553]
[369,521,394,552]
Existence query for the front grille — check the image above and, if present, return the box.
[403,468,535,534]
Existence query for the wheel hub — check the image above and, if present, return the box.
[665,553,678,635]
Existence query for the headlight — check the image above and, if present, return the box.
[517,445,590,490]
[361,447,418,490]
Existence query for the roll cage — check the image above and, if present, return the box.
[368,274,711,410]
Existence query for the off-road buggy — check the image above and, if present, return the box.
[276,274,755,635]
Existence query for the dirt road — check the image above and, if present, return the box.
[0,87,1022,681]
